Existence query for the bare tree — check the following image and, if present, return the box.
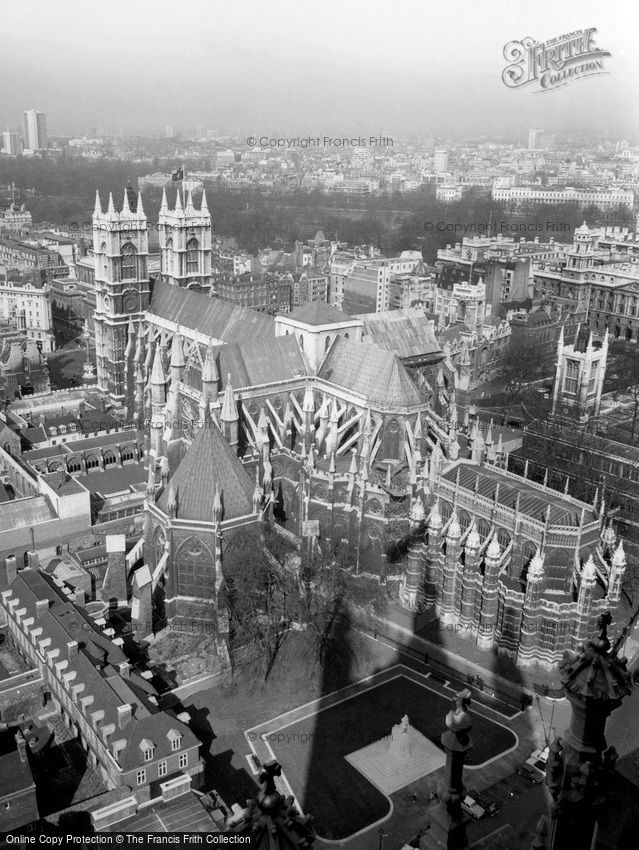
[225,527,299,681]
[499,342,545,415]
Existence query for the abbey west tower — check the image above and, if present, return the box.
[158,188,212,290]
[93,189,150,403]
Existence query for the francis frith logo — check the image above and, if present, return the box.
[502,28,611,92]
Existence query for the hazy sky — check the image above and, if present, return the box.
[2,0,638,137]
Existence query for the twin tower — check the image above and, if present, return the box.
[92,186,212,402]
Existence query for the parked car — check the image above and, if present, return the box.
[517,761,544,784]
[468,789,500,817]
[461,795,485,820]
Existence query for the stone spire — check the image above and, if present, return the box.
[151,344,166,388]
[166,481,177,518]
[465,519,480,552]
[607,540,627,604]
[428,499,443,530]
[201,345,219,408]
[409,494,425,527]
[124,318,136,359]
[601,519,616,554]
[446,508,461,540]
[528,549,545,582]
[220,374,238,421]
[220,374,239,448]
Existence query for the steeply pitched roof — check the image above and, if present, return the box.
[157,420,255,522]
[149,281,274,342]
[206,335,308,390]
[287,301,352,326]
[318,337,423,409]
[357,308,442,360]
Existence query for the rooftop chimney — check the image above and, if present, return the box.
[118,661,132,679]
[5,555,17,584]
[35,598,49,618]
[117,703,133,729]
[14,731,27,763]
[67,640,79,660]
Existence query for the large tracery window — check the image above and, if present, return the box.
[121,242,137,280]
[176,536,215,598]
[186,238,199,274]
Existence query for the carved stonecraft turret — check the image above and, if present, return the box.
[543,612,633,850]
[230,759,315,848]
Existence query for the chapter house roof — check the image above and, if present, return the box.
[156,419,255,522]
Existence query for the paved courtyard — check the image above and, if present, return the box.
[245,666,517,841]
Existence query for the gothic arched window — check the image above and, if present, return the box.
[186,238,199,274]
[496,527,511,550]
[176,536,215,598]
[381,418,401,460]
[121,242,137,280]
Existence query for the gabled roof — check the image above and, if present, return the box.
[287,301,352,326]
[148,281,274,342]
[156,419,255,522]
[357,308,442,360]
[318,337,422,409]
[204,335,308,390]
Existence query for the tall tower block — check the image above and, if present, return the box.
[158,189,212,290]
[92,189,150,403]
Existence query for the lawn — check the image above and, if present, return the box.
[267,674,516,840]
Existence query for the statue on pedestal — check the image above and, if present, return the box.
[389,714,411,761]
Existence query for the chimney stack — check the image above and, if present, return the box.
[67,640,79,660]
[117,703,133,729]
[14,731,27,763]
[35,599,49,619]
[118,661,132,679]
[5,555,17,584]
